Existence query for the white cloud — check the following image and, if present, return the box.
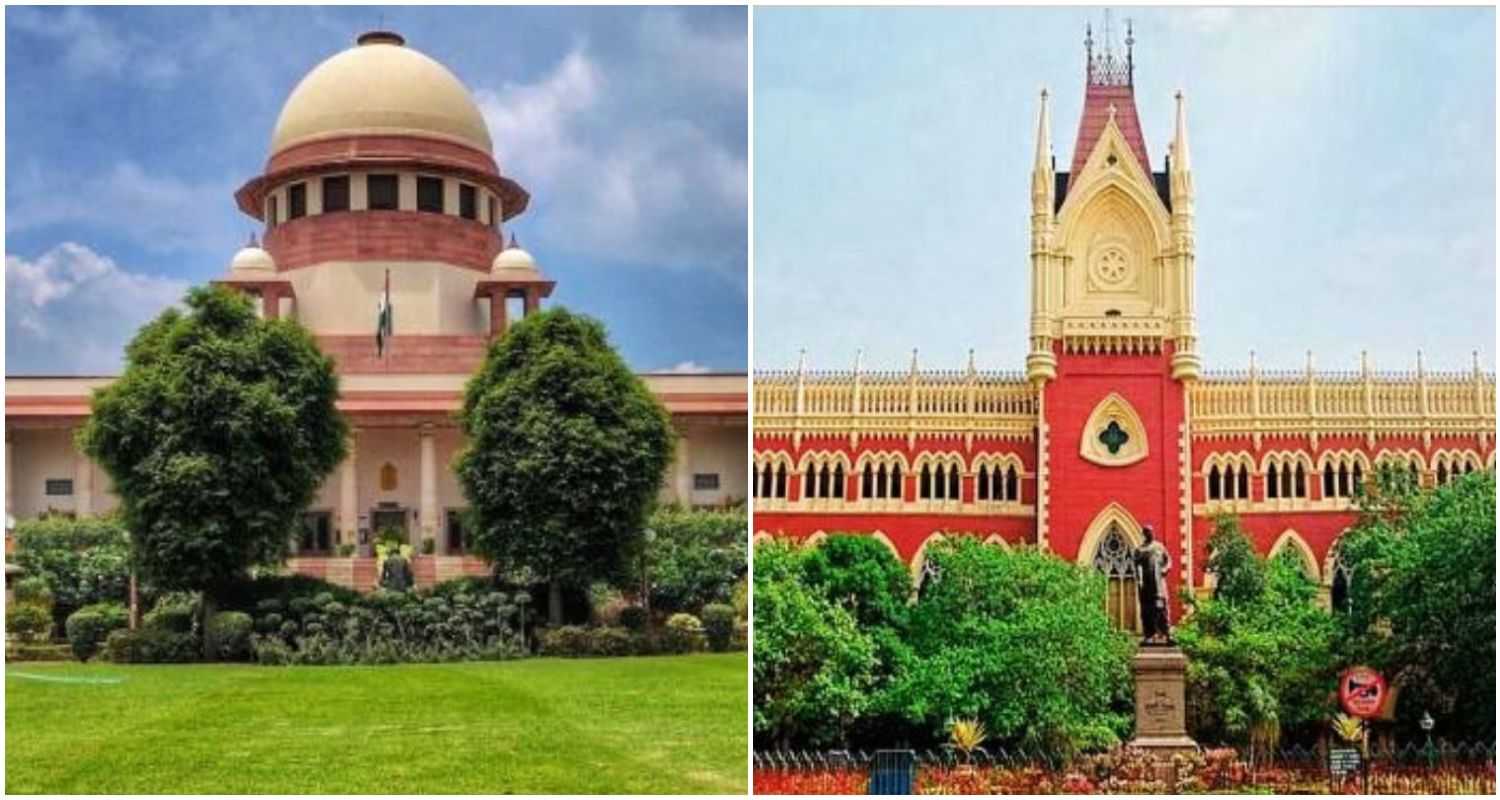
[6,243,188,374]
[474,22,746,277]
[661,360,712,374]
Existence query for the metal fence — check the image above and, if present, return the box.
[753,742,1497,795]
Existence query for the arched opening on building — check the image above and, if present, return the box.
[1092,522,1139,632]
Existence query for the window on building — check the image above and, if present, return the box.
[1208,465,1221,500]
[445,509,466,554]
[1093,523,1139,632]
[920,465,932,499]
[1267,464,1280,499]
[266,196,278,228]
[1005,466,1019,501]
[948,466,960,499]
[44,479,74,496]
[287,182,307,219]
[417,176,444,213]
[299,511,332,554]
[693,473,720,491]
[322,175,350,213]
[1237,467,1249,500]
[459,183,478,220]
[1295,463,1307,497]
[367,174,399,210]
[977,465,991,500]
[774,464,787,498]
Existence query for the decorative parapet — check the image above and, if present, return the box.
[1190,352,1494,448]
[754,356,1038,448]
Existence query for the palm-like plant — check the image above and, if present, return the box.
[948,718,988,764]
[1331,714,1365,747]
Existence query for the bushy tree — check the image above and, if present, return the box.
[455,308,675,624]
[886,539,1134,755]
[798,534,911,630]
[1177,517,1337,750]
[753,540,878,748]
[12,514,132,629]
[78,286,346,633]
[1336,469,1495,741]
[630,505,747,613]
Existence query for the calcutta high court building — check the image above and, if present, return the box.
[752,29,1496,626]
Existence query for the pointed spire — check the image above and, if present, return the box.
[796,348,807,375]
[966,348,976,374]
[247,231,259,248]
[1249,349,1257,375]
[1172,90,1192,173]
[1416,349,1426,376]
[909,348,919,375]
[854,347,864,374]
[1360,350,1370,376]
[507,232,520,250]
[1034,88,1052,172]
[1474,349,1483,375]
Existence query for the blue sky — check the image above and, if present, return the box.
[6,5,747,375]
[755,7,1496,374]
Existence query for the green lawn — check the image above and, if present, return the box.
[6,654,747,794]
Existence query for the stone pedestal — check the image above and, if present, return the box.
[1129,646,1198,754]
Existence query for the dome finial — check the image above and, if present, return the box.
[507,232,520,250]
[357,30,405,47]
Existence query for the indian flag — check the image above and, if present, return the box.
[376,269,393,357]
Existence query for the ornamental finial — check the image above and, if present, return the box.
[909,348,919,374]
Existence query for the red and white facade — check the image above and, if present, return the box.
[752,36,1494,622]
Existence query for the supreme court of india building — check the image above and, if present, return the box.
[5,31,748,588]
[752,32,1495,625]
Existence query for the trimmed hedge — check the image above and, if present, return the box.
[618,605,648,632]
[7,603,53,644]
[65,602,129,662]
[104,626,198,663]
[701,603,735,652]
[663,613,705,654]
[205,611,254,661]
[7,642,73,662]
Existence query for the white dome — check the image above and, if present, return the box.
[270,31,492,155]
[491,245,540,276]
[229,245,276,275]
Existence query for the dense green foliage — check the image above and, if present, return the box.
[701,603,736,652]
[6,656,748,794]
[754,535,1134,753]
[78,286,347,601]
[891,539,1134,754]
[12,514,131,628]
[629,505,748,613]
[663,612,706,653]
[205,611,254,661]
[64,602,129,662]
[1336,468,1496,740]
[6,603,54,644]
[1177,516,1338,747]
[455,308,675,616]
[753,540,878,748]
[247,587,525,665]
[103,626,199,664]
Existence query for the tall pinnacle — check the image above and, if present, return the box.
[1034,87,1052,172]
[1172,90,1192,173]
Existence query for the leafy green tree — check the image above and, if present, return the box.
[886,539,1134,755]
[1177,517,1337,751]
[13,514,132,629]
[798,534,911,630]
[78,286,347,639]
[753,540,878,748]
[455,308,675,625]
[629,505,747,613]
[1336,469,1495,741]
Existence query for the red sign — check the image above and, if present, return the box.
[1339,666,1387,718]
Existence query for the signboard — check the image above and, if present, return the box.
[1328,747,1362,781]
[1339,666,1387,718]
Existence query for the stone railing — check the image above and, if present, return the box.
[755,355,1038,445]
[1192,353,1495,445]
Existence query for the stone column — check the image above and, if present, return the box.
[488,291,506,339]
[261,286,280,320]
[339,429,359,549]
[674,429,693,506]
[419,425,439,553]
[74,431,94,517]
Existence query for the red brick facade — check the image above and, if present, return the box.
[264,209,503,272]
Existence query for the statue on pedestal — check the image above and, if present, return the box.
[1134,525,1174,645]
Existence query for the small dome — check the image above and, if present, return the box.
[492,245,537,274]
[230,244,276,275]
[270,31,492,156]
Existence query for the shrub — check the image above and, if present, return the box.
[14,576,55,610]
[588,626,635,657]
[8,643,73,662]
[250,634,293,666]
[7,603,54,644]
[205,611,254,661]
[630,506,748,613]
[106,626,198,663]
[618,605,648,632]
[733,619,749,650]
[663,613,704,653]
[540,625,592,657]
[65,602,129,662]
[12,514,131,629]
[426,576,494,598]
[732,578,748,620]
[701,603,736,652]
[589,583,629,626]
[143,594,197,634]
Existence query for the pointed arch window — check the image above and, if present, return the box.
[1208,465,1221,500]
[948,465,960,500]
[977,466,991,501]
[1092,523,1139,632]
[1005,466,1019,502]
[1267,463,1280,499]
[862,464,875,499]
[920,465,933,499]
